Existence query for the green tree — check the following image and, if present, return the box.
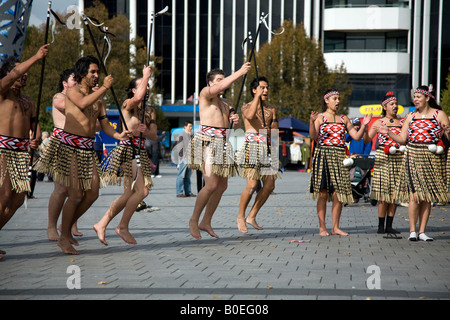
[20,0,168,132]
[440,69,450,115]
[231,21,352,123]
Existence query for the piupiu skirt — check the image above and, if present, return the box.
[33,128,63,177]
[101,142,153,189]
[309,145,353,204]
[0,135,30,193]
[235,139,279,180]
[53,132,104,191]
[370,146,403,204]
[187,132,237,178]
[394,143,448,203]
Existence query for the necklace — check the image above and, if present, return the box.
[385,117,394,123]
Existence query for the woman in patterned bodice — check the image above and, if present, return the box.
[364,91,403,235]
[377,85,450,241]
[309,89,372,236]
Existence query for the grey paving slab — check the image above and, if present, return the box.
[0,164,450,303]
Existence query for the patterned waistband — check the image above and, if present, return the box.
[0,135,29,152]
[60,131,94,150]
[119,137,145,149]
[200,125,228,138]
[245,132,267,143]
[52,127,63,139]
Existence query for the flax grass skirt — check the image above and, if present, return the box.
[53,142,104,191]
[394,143,448,203]
[0,149,30,193]
[370,147,403,204]
[235,141,280,180]
[187,133,237,178]
[33,135,60,176]
[101,144,153,189]
[309,145,353,204]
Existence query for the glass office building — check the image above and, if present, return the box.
[86,0,450,118]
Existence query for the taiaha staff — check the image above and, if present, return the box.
[132,6,169,188]
[29,1,52,179]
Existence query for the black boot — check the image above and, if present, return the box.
[377,217,385,234]
[385,216,400,234]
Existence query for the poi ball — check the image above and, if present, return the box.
[343,158,354,167]
[428,144,437,153]
[399,145,406,152]
[436,146,444,154]
[389,146,397,154]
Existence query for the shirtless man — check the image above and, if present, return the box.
[53,56,130,255]
[188,63,251,239]
[35,69,80,240]
[237,77,279,233]
[94,65,157,246]
[0,44,49,260]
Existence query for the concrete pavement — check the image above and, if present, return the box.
[1,164,449,302]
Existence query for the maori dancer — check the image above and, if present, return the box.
[0,44,49,260]
[309,89,372,236]
[53,56,130,255]
[94,65,156,246]
[34,69,80,240]
[364,91,403,235]
[377,85,450,241]
[236,77,279,233]
[188,63,251,239]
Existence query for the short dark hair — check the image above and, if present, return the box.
[249,76,269,97]
[184,120,193,127]
[206,69,224,85]
[74,56,99,83]
[58,68,75,92]
[0,56,19,79]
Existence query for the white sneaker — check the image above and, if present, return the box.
[408,231,418,241]
[418,233,434,241]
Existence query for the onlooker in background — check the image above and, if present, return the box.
[174,121,195,197]
[346,117,372,157]
[146,131,166,178]
[37,131,50,181]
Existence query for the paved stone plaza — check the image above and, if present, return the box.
[1,165,449,301]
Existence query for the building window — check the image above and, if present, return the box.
[325,0,409,8]
[324,31,408,52]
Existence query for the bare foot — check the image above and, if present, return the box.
[93,224,108,246]
[246,218,263,230]
[57,237,79,255]
[332,228,349,236]
[115,227,137,244]
[69,236,79,246]
[198,222,219,238]
[47,227,60,241]
[237,217,248,233]
[189,219,202,239]
[319,228,330,236]
[72,227,83,237]
[59,224,83,237]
